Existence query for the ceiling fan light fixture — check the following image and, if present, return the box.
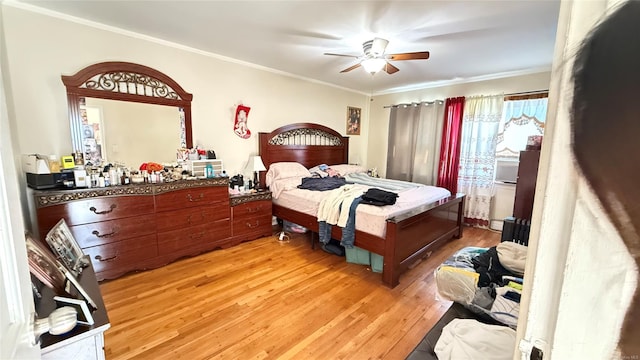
[361,58,386,74]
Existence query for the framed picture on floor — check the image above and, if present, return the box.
[346,106,361,135]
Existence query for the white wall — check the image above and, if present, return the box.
[368,71,551,178]
[1,5,369,233]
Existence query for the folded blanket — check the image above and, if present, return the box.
[344,172,420,192]
[435,319,516,360]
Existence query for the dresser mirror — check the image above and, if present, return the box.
[62,61,193,168]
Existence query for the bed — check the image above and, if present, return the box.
[258,123,465,288]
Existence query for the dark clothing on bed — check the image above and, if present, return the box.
[298,177,346,191]
[471,247,513,287]
[360,188,398,206]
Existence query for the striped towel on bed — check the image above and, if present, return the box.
[344,172,421,193]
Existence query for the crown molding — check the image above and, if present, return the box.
[2,1,369,96]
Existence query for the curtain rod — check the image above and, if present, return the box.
[383,100,444,109]
[504,89,549,96]
[383,89,549,108]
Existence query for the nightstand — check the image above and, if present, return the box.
[229,191,272,244]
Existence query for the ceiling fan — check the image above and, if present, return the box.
[324,37,430,75]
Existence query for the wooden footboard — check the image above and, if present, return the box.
[382,194,465,287]
[273,194,465,288]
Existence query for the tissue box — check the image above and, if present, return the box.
[22,155,50,174]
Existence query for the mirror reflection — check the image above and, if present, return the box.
[81,98,185,168]
[63,61,193,171]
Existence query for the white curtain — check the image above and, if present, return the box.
[496,98,548,159]
[457,95,504,227]
[386,101,444,185]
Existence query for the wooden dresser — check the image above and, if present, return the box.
[229,191,272,245]
[34,178,238,281]
[513,150,541,221]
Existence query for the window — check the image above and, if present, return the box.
[495,97,548,159]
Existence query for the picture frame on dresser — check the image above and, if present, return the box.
[45,219,89,274]
[54,295,94,326]
[26,234,68,295]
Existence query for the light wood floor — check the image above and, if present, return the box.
[99,227,499,360]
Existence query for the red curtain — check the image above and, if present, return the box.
[436,97,465,194]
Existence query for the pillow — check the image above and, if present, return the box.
[269,177,304,199]
[308,164,329,178]
[265,162,311,187]
[496,242,528,276]
[328,164,367,176]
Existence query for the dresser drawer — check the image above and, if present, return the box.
[155,186,229,212]
[157,219,231,256]
[38,195,155,231]
[83,234,157,275]
[155,203,230,232]
[232,214,272,237]
[231,200,272,221]
[68,214,156,248]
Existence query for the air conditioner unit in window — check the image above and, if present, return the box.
[495,159,519,184]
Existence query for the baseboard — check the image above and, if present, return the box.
[489,219,504,231]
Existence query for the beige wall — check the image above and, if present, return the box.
[1,5,369,176]
[1,5,551,236]
[368,71,552,177]
[1,5,369,232]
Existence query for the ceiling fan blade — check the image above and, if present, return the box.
[383,62,400,74]
[387,51,430,61]
[371,38,389,56]
[324,52,359,58]
[340,63,362,73]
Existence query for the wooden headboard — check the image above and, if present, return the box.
[258,123,349,186]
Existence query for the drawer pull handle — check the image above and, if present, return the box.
[246,221,260,229]
[187,193,205,202]
[95,254,117,262]
[247,206,262,213]
[187,212,207,225]
[89,204,117,215]
[92,228,118,238]
[190,231,206,240]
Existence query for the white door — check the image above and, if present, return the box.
[515,0,637,359]
[0,17,41,359]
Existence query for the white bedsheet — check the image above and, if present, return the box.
[273,181,450,237]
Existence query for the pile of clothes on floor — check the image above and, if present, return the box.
[432,241,527,359]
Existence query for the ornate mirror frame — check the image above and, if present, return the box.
[61,61,193,155]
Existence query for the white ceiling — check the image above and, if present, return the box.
[16,0,561,95]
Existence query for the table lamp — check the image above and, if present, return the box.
[248,155,267,191]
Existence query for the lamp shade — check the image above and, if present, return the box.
[249,155,266,172]
[361,58,386,74]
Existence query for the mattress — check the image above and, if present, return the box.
[273,183,451,237]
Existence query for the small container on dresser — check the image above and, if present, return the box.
[230,191,272,245]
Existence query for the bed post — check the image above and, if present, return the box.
[382,222,400,288]
[456,195,465,239]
